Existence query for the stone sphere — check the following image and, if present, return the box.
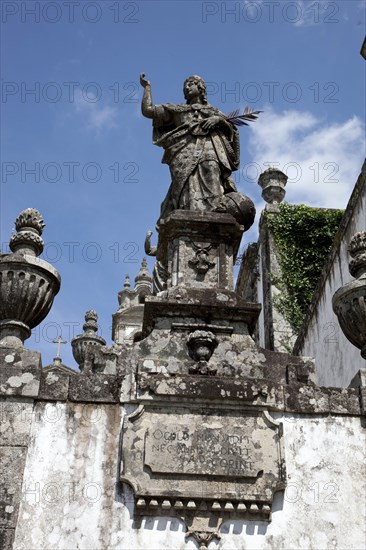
[223,192,256,231]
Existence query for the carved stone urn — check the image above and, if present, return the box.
[187,330,218,374]
[71,310,106,371]
[332,231,366,359]
[0,208,61,347]
[258,168,288,206]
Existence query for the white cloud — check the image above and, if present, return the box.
[246,107,365,208]
[74,89,118,134]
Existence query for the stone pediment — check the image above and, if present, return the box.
[43,363,78,376]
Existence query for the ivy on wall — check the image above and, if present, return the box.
[266,202,344,331]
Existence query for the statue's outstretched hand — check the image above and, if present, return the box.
[140,73,151,88]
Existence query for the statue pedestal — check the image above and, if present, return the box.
[143,210,260,341]
[157,210,243,292]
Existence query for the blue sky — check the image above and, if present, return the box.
[1,0,365,368]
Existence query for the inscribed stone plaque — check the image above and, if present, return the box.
[144,418,260,477]
[121,405,285,507]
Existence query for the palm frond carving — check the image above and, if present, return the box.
[225,106,263,127]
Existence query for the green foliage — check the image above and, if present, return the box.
[266,203,344,331]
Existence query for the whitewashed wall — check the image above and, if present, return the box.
[296,164,366,387]
[13,403,366,550]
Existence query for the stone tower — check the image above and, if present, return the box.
[112,258,153,344]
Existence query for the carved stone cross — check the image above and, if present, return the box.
[52,336,67,358]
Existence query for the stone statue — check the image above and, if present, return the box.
[140,73,241,218]
[141,73,261,294]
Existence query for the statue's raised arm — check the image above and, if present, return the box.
[140,73,153,119]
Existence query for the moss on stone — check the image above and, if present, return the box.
[266,202,344,331]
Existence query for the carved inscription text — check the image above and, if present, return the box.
[145,420,261,477]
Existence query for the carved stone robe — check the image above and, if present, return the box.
[151,102,240,219]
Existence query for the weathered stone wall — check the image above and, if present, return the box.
[2,344,365,550]
[258,218,297,354]
[237,215,297,354]
[2,331,366,549]
[2,204,365,550]
[0,349,42,550]
[9,402,366,550]
[294,160,366,387]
